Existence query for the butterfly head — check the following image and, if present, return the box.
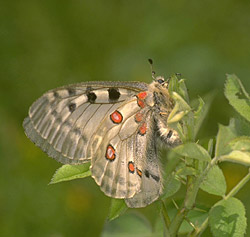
[154,76,169,89]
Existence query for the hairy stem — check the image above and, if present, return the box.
[168,156,220,236]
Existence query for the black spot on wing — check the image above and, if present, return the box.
[87,92,97,103]
[51,110,58,117]
[67,88,76,96]
[145,170,150,178]
[53,91,59,98]
[72,127,81,136]
[68,103,76,112]
[85,86,97,103]
[144,169,160,182]
[108,88,120,102]
[151,174,160,182]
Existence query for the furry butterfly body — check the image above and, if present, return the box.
[23,78,181,208]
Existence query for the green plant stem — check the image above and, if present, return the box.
[225,170,250,200]
[161,200,171,236]
[169,156,219,236]
[161,200,171,228]
[189,170,250,236]
[168,176,194,236]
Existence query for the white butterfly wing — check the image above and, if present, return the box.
[90,103,162,207]
[90,98,149,199]
[23,81,148,164]
[24,80,163,207]
[125,121,162,208]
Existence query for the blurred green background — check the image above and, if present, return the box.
[1,1,250,236]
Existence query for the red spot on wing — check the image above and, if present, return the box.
[136,168,142,177]
[136,92,147,108]
[139,123,147,135]
[135,112,144,122]
[106,144,116,161]
[110,110,123,124]
[128,161,135,173]
[137,91,147,99]
[137,99,145,108]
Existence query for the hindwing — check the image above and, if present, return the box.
[90,99,152,199]
[125,120,162,208]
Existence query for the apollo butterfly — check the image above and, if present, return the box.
[23,62,182,208]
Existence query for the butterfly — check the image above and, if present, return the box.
[23,69,182,208]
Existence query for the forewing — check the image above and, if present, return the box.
[23,81,148,164]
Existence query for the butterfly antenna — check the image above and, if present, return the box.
[148,58,156,80]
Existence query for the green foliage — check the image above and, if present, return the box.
[2,2,250,236]
[108,199,128,221]
[161,174,181,199]
[173,142,211,161]
[200,165,227,196]
[50,74,250,236]
[225,74,250,122]
[50,163,91,184]
[209,197,247,237]
[215,122,237,157]
[179,208,209,234]
[193,92,215,139]
[220,150,250,166]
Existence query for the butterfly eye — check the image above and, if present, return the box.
[158,79,164,84]
[156,77,165,85]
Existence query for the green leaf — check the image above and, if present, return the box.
[215,121,237,157]
[176,166,199,177]
[233,117,250,136]
[102,213,152,237]
[108,199,128,221]
[200,165,227,196]
[161,174,181,199]
[224,74,250,122]
[193,92,215,138]
[171,92,191,111]
[228,136,250,151]
[207,138,214,156]
[167,110,189,124]
[173,142,211,161]
[179,208,209,234]
[50,163,91,184]
[167,92,191,124]
[209,197,247,237]
[220,151,250,166]
[168,74,189,102]
[168,74,179,95]
[164,150,182,177]
[193,97,205,136]
[178,79,189,103]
